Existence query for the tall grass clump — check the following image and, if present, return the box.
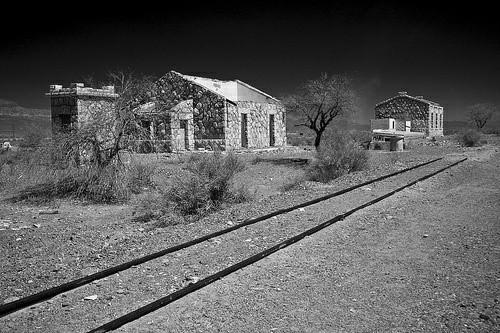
[124,158,157,194]
[307,130,369,183]
[1,137,156,203]
[459,128,482,147]
[167,151,247,215]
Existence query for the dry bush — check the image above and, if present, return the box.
[166,151,247,215]
[280,175,307,192]
[2,138,156,203]
[459,128,482,147]
[349,130,372,149]
[130,191,178,225]
[307,130,369,183]
[8,163,131,204]
[124,158,158,194]
[19,130,46,149]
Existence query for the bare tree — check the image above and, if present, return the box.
[64,71,157,167]
[282,73,356,149]
[468,103,496,129]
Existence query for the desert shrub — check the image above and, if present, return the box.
[166,151,246,215]
[167,170,211,215]
[1,137,155,203]
[307,131,369,183]
[185,151,245,203]
[231,184,254,203]
[19,130,46,149]
[8,163,131,203]
[124,159,157,194]
[349,130,372,149]
[281,175,306,192]
[482,127,500,135]
[459,128,482,147]
[131,191,172,223]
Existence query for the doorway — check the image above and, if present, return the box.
[241,113,248,148]
[180,120,189,150]
[269,114,275,146]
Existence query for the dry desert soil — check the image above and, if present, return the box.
[1,137,499,333]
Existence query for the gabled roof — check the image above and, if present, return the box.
[376,92,441,107]
[234,79,279,102]
[171,71,279,103]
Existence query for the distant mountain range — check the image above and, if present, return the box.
[0,99,51,139]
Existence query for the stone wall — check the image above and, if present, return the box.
[375,96,430,134]
[77,97,115,127]
[47,84,117,135]
[50,96,78,133]
[428,104,444,137]
[226,101,286,149]
[155,72,227,150]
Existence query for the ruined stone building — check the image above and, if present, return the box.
[374,91,444,136]
[46,83,118,133]
[47,71,286,152]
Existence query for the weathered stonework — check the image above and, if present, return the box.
[155,72,227,150]
[154,71,286,150]
[375,92,444,136]
[47,71,287,152]
[225,101,286,149]
[47,83,117,133]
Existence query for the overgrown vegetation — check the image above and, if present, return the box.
[0,139,156,204]
[459,128,482,147]
[18,129,46,149]
[307,130,369,182]
[129,151,249,222]
[167,151,247,215]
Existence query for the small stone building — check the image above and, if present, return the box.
[46,83,118,133]
[47,71,286,152]
[374,91,444,137]
[150,71,286,151]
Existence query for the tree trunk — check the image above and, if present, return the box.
[314,130,324,150]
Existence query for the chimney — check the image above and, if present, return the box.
[398,91,407,96]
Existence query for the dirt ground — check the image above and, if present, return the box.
[1,136,499,332]
[117,143,500,333]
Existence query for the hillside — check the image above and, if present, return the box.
[0,99,51,139]
[286,111,370,135]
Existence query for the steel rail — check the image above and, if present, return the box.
[0,157,443,317]
[88,157,467,333]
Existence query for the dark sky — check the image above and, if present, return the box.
[1,1,499,123]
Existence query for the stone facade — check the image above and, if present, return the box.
[226,101,286,149]
[155,72,227,150]
[374,92,444,136]
[153,71,286,150]
[47,71,287,152]
[47,83,118,133]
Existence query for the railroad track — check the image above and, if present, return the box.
[0,157,467,332]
